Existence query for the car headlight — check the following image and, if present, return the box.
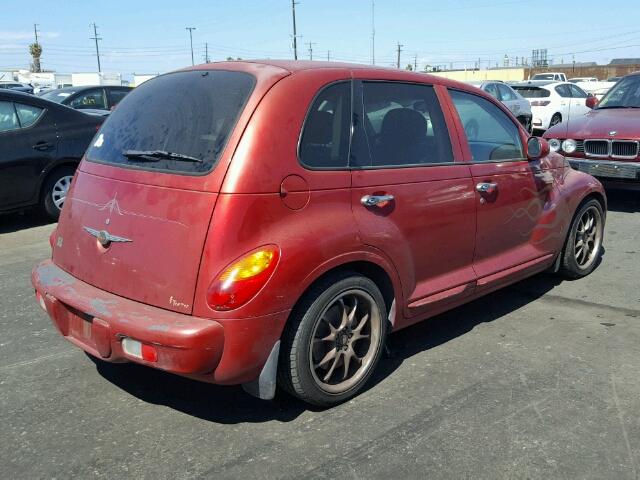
[562,139,577,154]
[548,138,561,152]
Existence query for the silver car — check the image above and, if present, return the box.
[468,81,532,133]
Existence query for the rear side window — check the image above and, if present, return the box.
[15,103,44,128]
[483,83,499,99]
[497,84,517,101]
[299,82,351,169]
[359,82,453,167]
[108,88,130,106]
[449,89,523,162]
[86,70,255,174]
[0,101,19,132]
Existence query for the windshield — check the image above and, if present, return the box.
[597,75,640,109]
[511,87,550,98]
[85,70,255,174]
[40,89,77,102]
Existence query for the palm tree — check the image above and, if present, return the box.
[29,43,42,72]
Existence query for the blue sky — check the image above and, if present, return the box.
[2,0,640,75]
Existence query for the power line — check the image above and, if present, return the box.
[90,23,102,72]
[306,42,315,60]
[291,0,299,60]
[185,27,196,65]
[371,0,375,65]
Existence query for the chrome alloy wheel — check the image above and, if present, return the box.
[309,289,382,394]
[51,175,73,210]
[574,205,603,270]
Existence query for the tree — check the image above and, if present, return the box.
[29,43,42,73]
[405,64,413,71]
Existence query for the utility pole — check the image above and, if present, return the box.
[204,43,210,63]
[90,23,102,73]
[327,50,330,61]
[306,42,315,60]
[291,0,299,60]
[414,54,417,71]
[396,42,403,69]
[186,27,196,65]
[371,0,375,65]
[33,24,40,44]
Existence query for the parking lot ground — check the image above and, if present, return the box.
[1,190,639,480]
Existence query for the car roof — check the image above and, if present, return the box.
[183,59,489,94]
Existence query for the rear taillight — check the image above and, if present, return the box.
[206,246,280,311]
[530,100,551,106]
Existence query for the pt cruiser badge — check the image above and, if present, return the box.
[83,227,132,248]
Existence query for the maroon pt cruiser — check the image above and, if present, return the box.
[32,60,606,406]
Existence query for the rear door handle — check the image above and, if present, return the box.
[476,182,498,194]
[361,194,394,207]
[33,141,54,151]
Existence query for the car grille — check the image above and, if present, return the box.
[576,140,584,153]
[584,140,609,157]
[611,141,639,158]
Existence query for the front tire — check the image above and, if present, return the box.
[42,166,76,221]
[278,273,388,407]
[559,199,604,278]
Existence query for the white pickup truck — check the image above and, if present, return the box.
[531,72,568,82]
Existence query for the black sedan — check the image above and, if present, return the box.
[0,90,104,219]
[0,82,34,94]
[39,85,132,111]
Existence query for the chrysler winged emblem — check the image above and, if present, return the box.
[83,226,132,248]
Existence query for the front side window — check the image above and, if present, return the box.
[70,89,107,109]
[15,103,45,128]
[299,82,351,169]
[0,101,19,133]
[449,89,524,162]
[360,82,453,167]
[568,84,587,98]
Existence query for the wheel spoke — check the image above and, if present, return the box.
[323,352,341,382]
[342,348,353,379]
[315,348,336,370]
[337,298,349,330]
[575,238,584,249]
[347,298,358,327]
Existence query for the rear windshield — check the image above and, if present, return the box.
[512,87,550,98]
[85,70,255,174]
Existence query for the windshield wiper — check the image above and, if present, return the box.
[123,150,203,163]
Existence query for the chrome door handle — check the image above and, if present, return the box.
[476,182,498,194]
[361,194,394,207]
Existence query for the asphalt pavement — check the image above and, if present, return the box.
[1,189,639,479]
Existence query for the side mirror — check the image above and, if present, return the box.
[527,137,550,160]
[586,96,598,109]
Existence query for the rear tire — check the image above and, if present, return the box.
[42,166,76,221]
[278,272,388,407]
[559,199,604,278]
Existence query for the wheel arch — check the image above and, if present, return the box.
[38,160,80,202]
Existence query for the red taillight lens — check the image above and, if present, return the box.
[206,246,280,311]
[531,100,551,106]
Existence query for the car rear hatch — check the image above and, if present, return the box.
[52,64,289,314]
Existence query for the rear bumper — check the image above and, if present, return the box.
[31,260,288,385]
[566,157,640,181]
